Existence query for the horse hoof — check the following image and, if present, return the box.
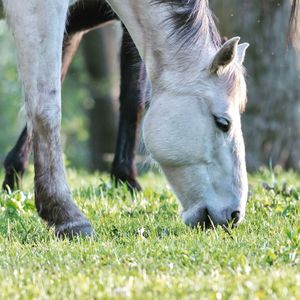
[125,178,142,192]
[114,177,142,193]
[55,221,94,239]
[2,173,19,192]
[111,172,142,192]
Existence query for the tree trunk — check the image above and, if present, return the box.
[81,24,121,172]
[211,0,300,170]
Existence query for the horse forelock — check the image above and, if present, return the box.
[152,0,221,49]
[148,0,247,112]
[221,63,247,113]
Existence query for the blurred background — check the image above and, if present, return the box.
[0,0,299,173]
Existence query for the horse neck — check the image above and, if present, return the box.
[106,0,216,92]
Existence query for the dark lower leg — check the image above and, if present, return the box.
[33,125,92,238]
[111,28,147,191]
[2,126,32,191]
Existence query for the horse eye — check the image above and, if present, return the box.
[213,116,231,133]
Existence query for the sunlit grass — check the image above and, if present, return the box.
[0,168,299,299]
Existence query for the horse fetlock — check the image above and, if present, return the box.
[34,188,92,237]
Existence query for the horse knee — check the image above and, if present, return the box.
[32,103,61,133]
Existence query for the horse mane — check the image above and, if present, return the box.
[152,0,221,48]
[152,0,246,111]
[288,0,299,43]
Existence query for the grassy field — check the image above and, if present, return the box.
[0,167,299,299]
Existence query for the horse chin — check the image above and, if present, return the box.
[181,204,211,229]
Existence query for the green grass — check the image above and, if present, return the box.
[0,167,299,299]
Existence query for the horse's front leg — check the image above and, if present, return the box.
[2,34,84,193]
[4,0,93,238]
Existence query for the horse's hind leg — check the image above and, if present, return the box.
[2,126,32,191]
[4,0,92,238]
[111,28,146,191]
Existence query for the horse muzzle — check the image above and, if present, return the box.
[181,204,244,229]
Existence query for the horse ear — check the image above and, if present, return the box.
[210,37,240,74]
[236,43,249,65]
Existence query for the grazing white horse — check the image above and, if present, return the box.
[3,0,249,237]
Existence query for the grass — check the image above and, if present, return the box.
[0,167,299,299]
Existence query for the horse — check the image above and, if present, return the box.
[1,0,146,192]
[3,0,249,238]
[3,0,298,194]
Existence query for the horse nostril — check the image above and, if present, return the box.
[231,211,240,224]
